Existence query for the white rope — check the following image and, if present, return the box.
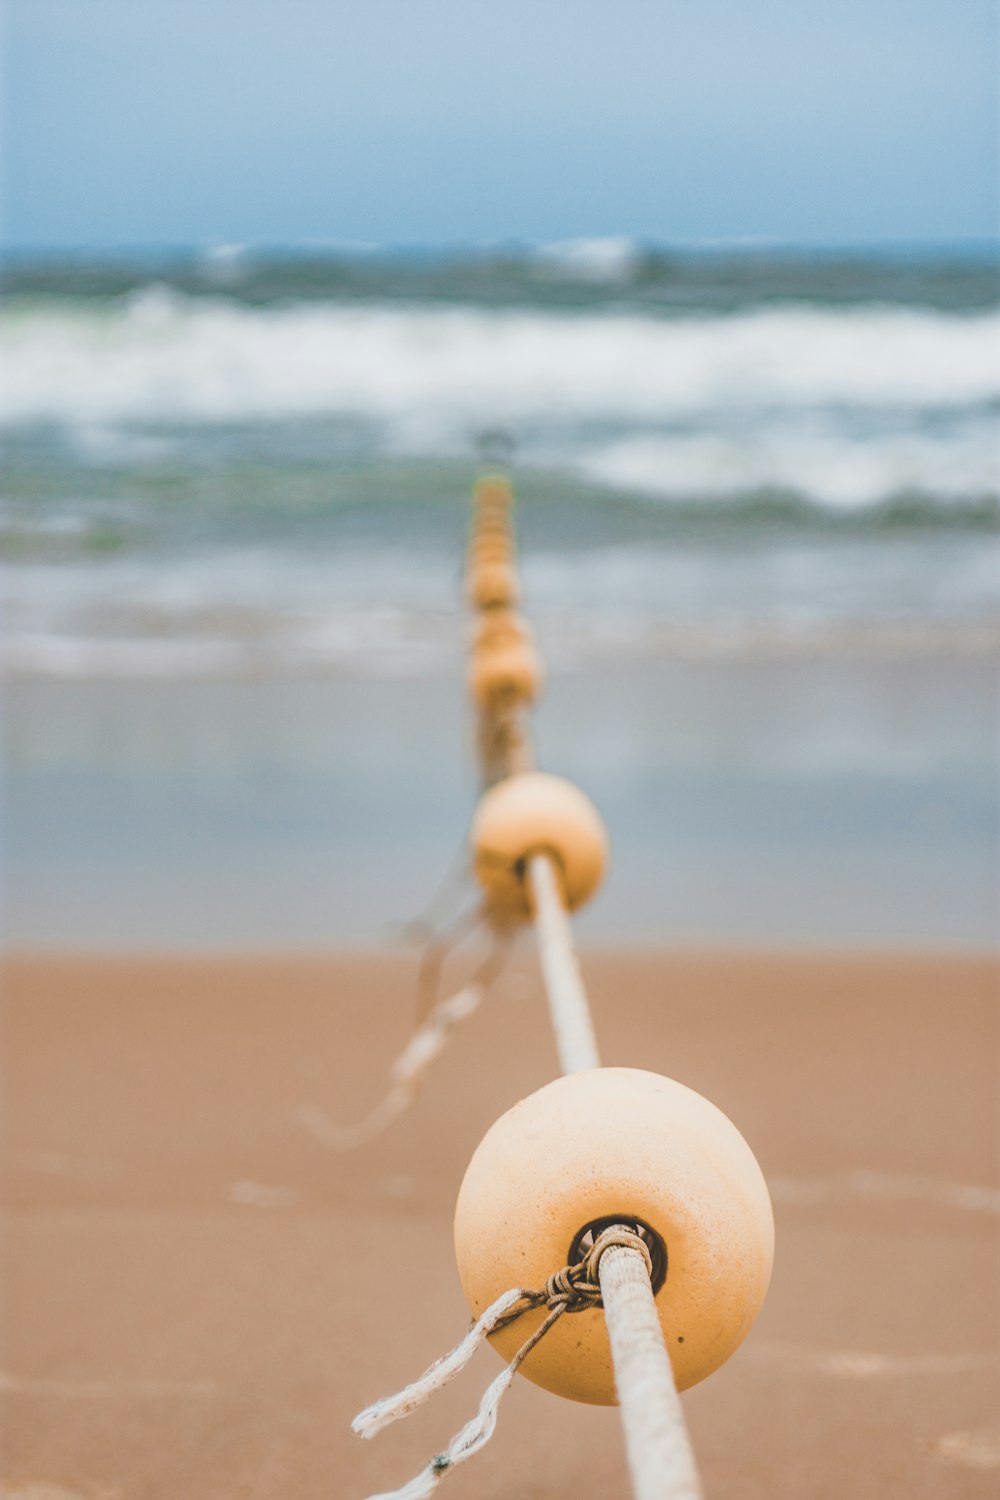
[526,853,601,1074]
[353,1286,524,1439]
[527,852,702,1500]
[354,1284,547,1499]
[310,983,485,1149]
[599,1247,703,1500]
[361,1363,518,1500]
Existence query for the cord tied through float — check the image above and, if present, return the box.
[352,1226,655,1498]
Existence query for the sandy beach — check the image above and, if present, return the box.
[3,946,998,1499]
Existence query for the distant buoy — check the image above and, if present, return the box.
[470,640,544,708]
[473,608,532,652]
[471,526,512,552]
[469,562,520,610]
[454,1067,774,1404]
[472,511,511,531]
[469,537,512,565]
[472,508,511,530]
[470,771,608,914]
[474,476,513,512]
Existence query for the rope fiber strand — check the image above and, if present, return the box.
[314,934,510,1149]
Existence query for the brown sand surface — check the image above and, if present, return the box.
[2,948,998,1499]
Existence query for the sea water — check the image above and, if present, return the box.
[2,244,998,946]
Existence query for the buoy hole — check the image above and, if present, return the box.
[514,843,570,889]
[567,1215,667,1295]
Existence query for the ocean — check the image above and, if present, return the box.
[2,243,998,947]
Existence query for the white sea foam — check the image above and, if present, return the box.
[534,236,641,280]
[580,424,1000,508]
[3,295,998,507]
[3,288,997,678]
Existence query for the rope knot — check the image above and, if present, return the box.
[539,1223,655,1314]
[352,1223,665,1498]
[581,1224,654,1295]
[542,1263,598,1310]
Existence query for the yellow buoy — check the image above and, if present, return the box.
[473,608,532,652]
[474,475,513,512]
[468,562,520,610]
[469,640,544,708]
[468,537,512,566]
[473,506,511,527]
[470,771,608,914]
[454,1067,774,1404]
[470,525,512,553]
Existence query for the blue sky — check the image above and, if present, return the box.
[3,0,998,249]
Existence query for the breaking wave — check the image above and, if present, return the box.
[2,289,998,511]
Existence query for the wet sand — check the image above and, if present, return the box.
[8,657,998,951]
[2,947,999,1499]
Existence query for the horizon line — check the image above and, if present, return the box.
[3,233,999,264]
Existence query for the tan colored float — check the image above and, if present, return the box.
[469,639,544,708]
[473,608,532,651]
[469,537,512,566]
[454,1067,774,1404]
[474,475,513,511]
[472,512,511,531]
[468,562,520,609]
[470,771,608,915]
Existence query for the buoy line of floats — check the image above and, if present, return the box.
[350,474,775,1500]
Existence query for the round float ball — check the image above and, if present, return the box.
[471,527,512,554]
[475,500,511,524]
[454,1067,774,1405]
[473,608,532,652]
[467,553,512,583]
[469,536,512,565]
[473,502,511,528]
[469,562,520,610]
[474,511,512,532]
[470,771,608,915]
[469,640,544,708]
[471,523,511,545]
[474,476,513,512]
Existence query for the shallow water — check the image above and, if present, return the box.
[5,659,996,949]
[2,247,997,948]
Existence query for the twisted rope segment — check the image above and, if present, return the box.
[353,1227,653,1499]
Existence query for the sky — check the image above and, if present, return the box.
[3,0,998,250]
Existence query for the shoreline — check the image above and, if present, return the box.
[7,655,998,952]
[1,930,1000,954]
